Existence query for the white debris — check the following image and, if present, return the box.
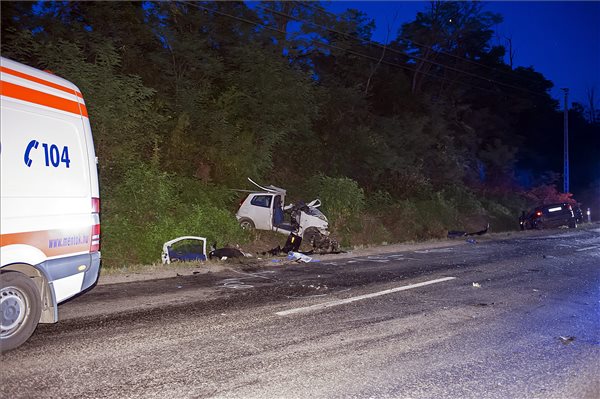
[287,251,313,263]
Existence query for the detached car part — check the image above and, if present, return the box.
[162,236,207,264]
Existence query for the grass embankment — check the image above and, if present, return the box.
[99,171,526,270]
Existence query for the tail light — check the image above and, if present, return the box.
[92,197,100,213]
[567,204,572,210]
[239,195,248,207]
[91,197,101,252]
[90,224,101,252]
[535,211,542,217]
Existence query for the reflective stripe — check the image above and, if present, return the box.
[1,228,91,257]
[0,65,83,98]
[1,80,88,117]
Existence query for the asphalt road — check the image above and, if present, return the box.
[2,227,600,399]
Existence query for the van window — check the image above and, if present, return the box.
[251,195,272,208]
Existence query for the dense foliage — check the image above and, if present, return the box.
[2,1,598,266]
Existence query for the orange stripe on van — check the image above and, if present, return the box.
[0,80,88,118]
[1,228,91,258]
[0,65,83,98]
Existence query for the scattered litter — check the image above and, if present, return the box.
[220,256,228,261]
[542,255,557,259]
[271,259,282,263]
[192,271,200,275]
[472,282,481,288]
[533,289,539,292]
[176,285,183,289]
[466,238,477,244]
[559,336,575,345]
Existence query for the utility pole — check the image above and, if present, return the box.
[561,88,569,193]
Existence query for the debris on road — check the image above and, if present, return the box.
[472,282,482,288]
[208,243,250,260]
[447,230,467,238]
[264,231,343,259]
[559,336,575,345]
[466,238,477,244]
[265,232,303,256]
[287,251,314,263]
[448,224,489,239]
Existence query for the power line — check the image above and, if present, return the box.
[179,2,534,99]
[295,0,545,89]
[256,2,548,98]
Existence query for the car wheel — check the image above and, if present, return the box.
[239,218,255,230]
[568,219,577,228]
[1,271,42,352]
[302,227,320,246]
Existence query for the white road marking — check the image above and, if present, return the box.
[576,246,600,252]
[276,277,456,316]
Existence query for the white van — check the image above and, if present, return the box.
[0,57,101,351]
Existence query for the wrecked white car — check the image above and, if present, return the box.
[162,236,207,264]
[236,178,338,252]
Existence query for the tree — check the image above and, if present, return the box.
[395,1,502,95]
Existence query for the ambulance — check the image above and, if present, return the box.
[0,57,101,351]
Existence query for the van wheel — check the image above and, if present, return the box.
[239,218,255,230]
[0,271,42,352]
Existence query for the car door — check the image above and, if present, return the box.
[249,194,274,230]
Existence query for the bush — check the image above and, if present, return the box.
[101,162,248,267]
[303,175,366,244]
[305,174,365,224]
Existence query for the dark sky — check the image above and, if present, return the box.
[325,1,600,108]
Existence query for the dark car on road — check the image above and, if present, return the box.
[520,203,577,230]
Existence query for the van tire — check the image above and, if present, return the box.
[239,218,255,230]
[0,271,42,352]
